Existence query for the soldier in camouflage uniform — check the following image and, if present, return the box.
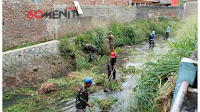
[107,52,117,81]
[105,31,115,52]
[76,78,95,112]
[81,42,96,62]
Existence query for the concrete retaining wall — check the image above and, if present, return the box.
[2,40,73,91]
[183,2,198,19]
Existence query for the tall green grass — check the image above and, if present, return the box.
[59,38,76,58]
[75,53,90,70]
[59,18,176,70]
[108,19,174,46]
[129,16,197,111]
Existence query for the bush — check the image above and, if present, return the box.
[75,53,90,70]
[59,37,76,58]
[107,80,122,91]
[109,21,137,46]
[92,28,108,54]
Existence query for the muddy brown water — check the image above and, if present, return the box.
[3,37,172,111]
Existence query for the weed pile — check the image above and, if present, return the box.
[119,65,135,82]
[153,75,178,112]
[129,16,197,111]
[107,80,122,91]
[119,65,135,75]
[93,97,118,112]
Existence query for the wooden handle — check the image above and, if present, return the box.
[104,69,115,90]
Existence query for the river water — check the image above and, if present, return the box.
[3,37,171,111]
[50,37,170,112]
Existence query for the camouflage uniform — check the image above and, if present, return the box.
[107,57,116,81]
[82,44,96,62]
[83,44,96,54]
[76,85,88,110]
[105,34,115,52]
[105,38,110,51]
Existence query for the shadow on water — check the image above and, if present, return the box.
[3,86,39,109]
[50,37,170,112]
[3,94,30,108]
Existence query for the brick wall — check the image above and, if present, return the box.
[75,0,129,5]
[2,0,129,49]
[3,0,185,49]
[42,0,129,5]
[3,0,55,48]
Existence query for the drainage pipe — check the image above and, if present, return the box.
[170,81,189,112]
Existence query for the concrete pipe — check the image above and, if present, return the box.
[170,81,189,112]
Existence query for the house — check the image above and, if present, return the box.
[131,0,173,6]
[131,0,159,6]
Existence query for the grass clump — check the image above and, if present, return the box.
[107,80,122,91]
[91,55,109,65]
[119,65,135,75]
[3,87,34,101]
[47,78,69,88]
[3,93,11,100]
[4,94,49,112]
[75,53,91,70]
[59,37,76,58]
[3,41,48,52]
[130,16,197,111]
[115,47,125,54]
[93,97,118,112]
[11,87,32,95]
[109,22,137,46]
[118,65,135,82]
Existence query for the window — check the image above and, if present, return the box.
[32,0,39,3]
[136,3,140,6]
[141,3,145,6]
[132,3,135,6]
[146,3,149,6]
